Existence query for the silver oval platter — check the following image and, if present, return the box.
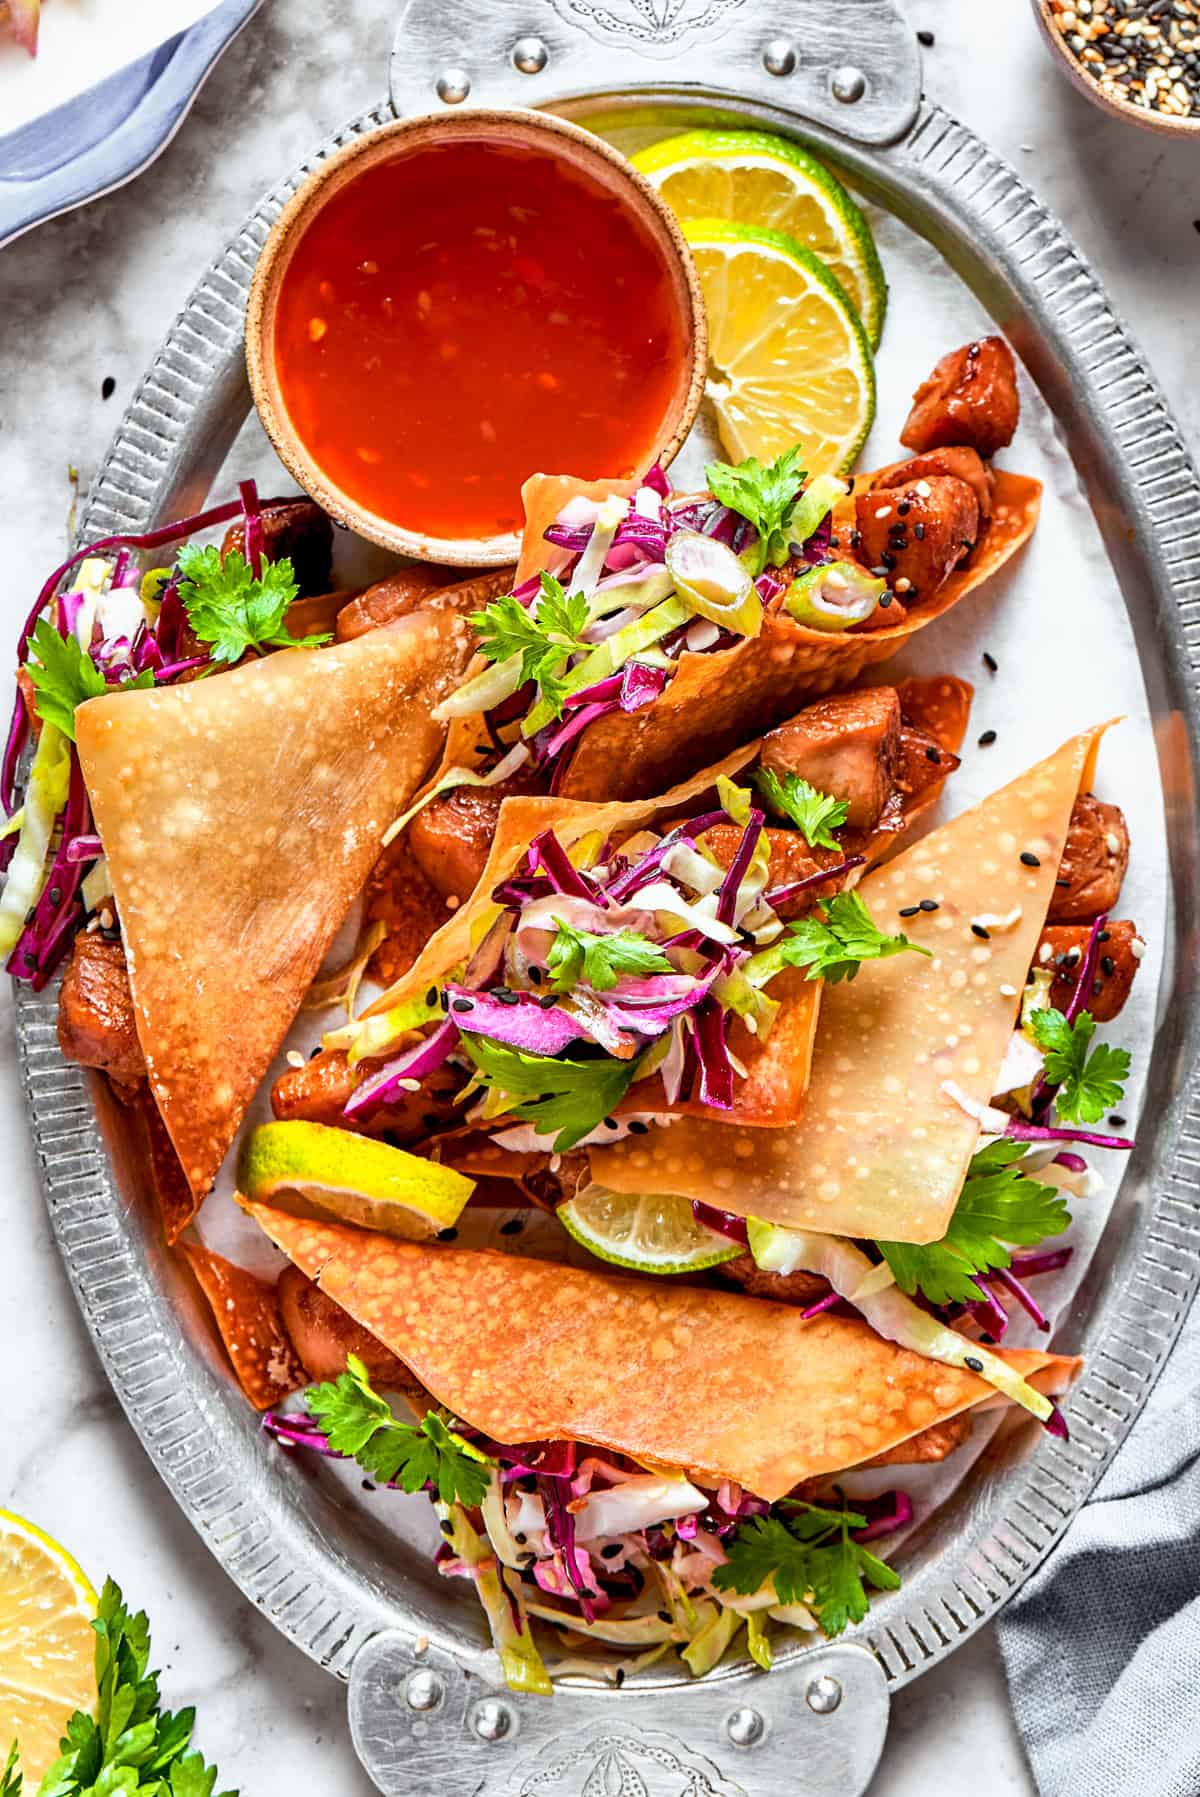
[15,3,1200,1794]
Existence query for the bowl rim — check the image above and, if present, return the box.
[245,106,708,567]
[1031,0,1200,136]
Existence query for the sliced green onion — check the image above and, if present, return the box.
[783,561,885,632]
[786,474,849,551]
[665,531,761,638]
[434,650,524,722]
[522,595,690,738]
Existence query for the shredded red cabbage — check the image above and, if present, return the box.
[990,1266,1051,1332]
[238,479,263,579]
[800,1290,843,1320]
[1005,1117,1133,1150]
[691,1202,750,1246]
[605,809,728,904]
[6,751,92,988]
[693,998,733,1109]
[1065,913,1108,1027]
[715,809,764,927]
[343,1019,461,1118]
[1009,1247,1074,1278]
[764,853,865,910]
[447,986,586,1055]
[63,835,103,864]
[643,463,670,498]
[852,1489,913,1543]
[529,829,606,904]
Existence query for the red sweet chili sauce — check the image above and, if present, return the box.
[272,136,690,542]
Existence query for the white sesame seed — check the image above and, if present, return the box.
[286,1049,305,1069]
[874,506,892,520]
[1105,832,1121,854]
[895,577,913,593]
[1131,937,1146,960]
[915,480,932,497]
[1039,942,1053,964]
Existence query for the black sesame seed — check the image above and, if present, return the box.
[615,1668,626,1687]
[499,1217,525,1235]
[978,729,997,747]
[917,27,935,46]
[603,1117,620,1130]
[880,551,896,571]
[971,923,991,940]
[965,1356,984,1374]
[514,1532,527,1545]
[538,993,558,1009]
[879,593,894,608]
[1020,851,1041,868]
[452,996,474,1012]
[913,521,926,540]
[437,1227,458,1242]
[48,886,62,906]
[439,990,450,1010]
[983,651,998,673]
[897,499,911,516]
[494,987,520,1005]
[1055,878,1072,888]
[101,375,116,400]
[1101,954,1115,977]
[919,898,940,913]
[1109,1114,1126,1129]
[657,1610,673,1624]
[1098,929,1111,942]
[849,528,862,549]
[628,1120,650,1135]
[925,746,942,764]
[362,1479,376,1492]
[439,1519,455,1535]
[899,904,921,918]
[22,950,35,967]
[528,965,544,985]
[425,986,437,1006]
[601,1543,622,1558]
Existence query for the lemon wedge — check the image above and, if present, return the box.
[681,218,876,476]
[239,1120,474,1238]
[0,1512,96,1787]
[634,128,886,349]
[558,1183,741,1275]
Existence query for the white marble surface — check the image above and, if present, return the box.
[2,2,1198,1792]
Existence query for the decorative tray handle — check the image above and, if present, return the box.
[349,1628,889,1795]
[390,0,921,145]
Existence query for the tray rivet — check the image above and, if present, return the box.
[831,65,867,104]
[762,38,797,77]
[404,1669,443,1713]
[726,1706,765,1747]
[806,1674,844,1715]
[436,68,471,104]
[472,1698,514,1743]
[512,35,549,74]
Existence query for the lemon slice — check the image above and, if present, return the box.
[558,1182,741,1275]
[681,218,876,477]
[239,1120,474,1238]
[634,128,886,349]
[0,1512,96,1786]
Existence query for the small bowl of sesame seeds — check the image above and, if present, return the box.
[1034,0,1200,133]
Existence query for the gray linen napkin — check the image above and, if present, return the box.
[997,1298,1200,1797]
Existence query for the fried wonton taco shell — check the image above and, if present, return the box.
[591,722,1115,1244]
[76,608,474,1223]
[244,1203,1078,1502]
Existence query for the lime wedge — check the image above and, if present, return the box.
[239,1120,474,1238]
[681,218,876,476]
[558,1182,741,1275]
[635,128,886,349]
[0,1511,97,1786]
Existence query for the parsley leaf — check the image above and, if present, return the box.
[755,769,850,851]
[777,890,930,986]
[546,918,673,994]
[460,1034,641,1151]
[174,545,331,666]
[878,1140,1071,1306]
[1,1743,20,1797]
[26,618,108,740]
[471,573,588,719]
[306,1354,492,1507]
[1026,1006,1130,1125]
[713,1501,900,1636]
[705,445,807,575]
[34,1577,236,1797]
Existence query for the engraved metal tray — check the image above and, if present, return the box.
[15,3,1200,1793]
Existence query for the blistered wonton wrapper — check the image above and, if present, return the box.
[181,1239,305,1411]
[76,609,474,1223]
[536,470,1039,802]
[591,723,1114,1245]
[245,1203,1077,1502]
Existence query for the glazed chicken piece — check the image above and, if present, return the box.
[57,932,145,1088]
[362,839,453,986]
[1037,918,1143,1023]
[758,687,901,832]
[703,825,846,918]
[336,565,517,642]
[220,496,333,596]
[278,1264,422,1395]
[271,1049,464,1145]
[900,336,1020,460]
[1048,793,1130,923]
[409,768,542,907]
[862,1414,973,1468]
[719,1255,830,1308]
[875,444,994,523]
[854,469,980,604]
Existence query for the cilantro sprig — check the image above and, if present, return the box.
[32,1577,234,1797]
[25,618,153,741]
[2,1743,20,1797]
[460,1035,641,1151]
[713,1500,901,1637]
[471,573,588,719]
[705,445,806,576]
[306,1355,492,1507]
[546,919,673,995]
[174,545,331,666]
[1027,1007,1130,1126]
[774,890,930,986]
[878,1139,1071,1307]
[755,768,850,851]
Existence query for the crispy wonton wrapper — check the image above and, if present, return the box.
[592,723,1115,1244]
[245,1203,1078,1501]
[76,609,474,1221]
[181,1239,305,1411]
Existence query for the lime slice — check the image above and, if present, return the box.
[558,1182,741,1275]
[681,218,876,477]
[239,1120,473,1238]
[634,128,886,349]
[0,1512,97,1786]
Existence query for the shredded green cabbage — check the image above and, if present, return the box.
[0,719,70,956]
